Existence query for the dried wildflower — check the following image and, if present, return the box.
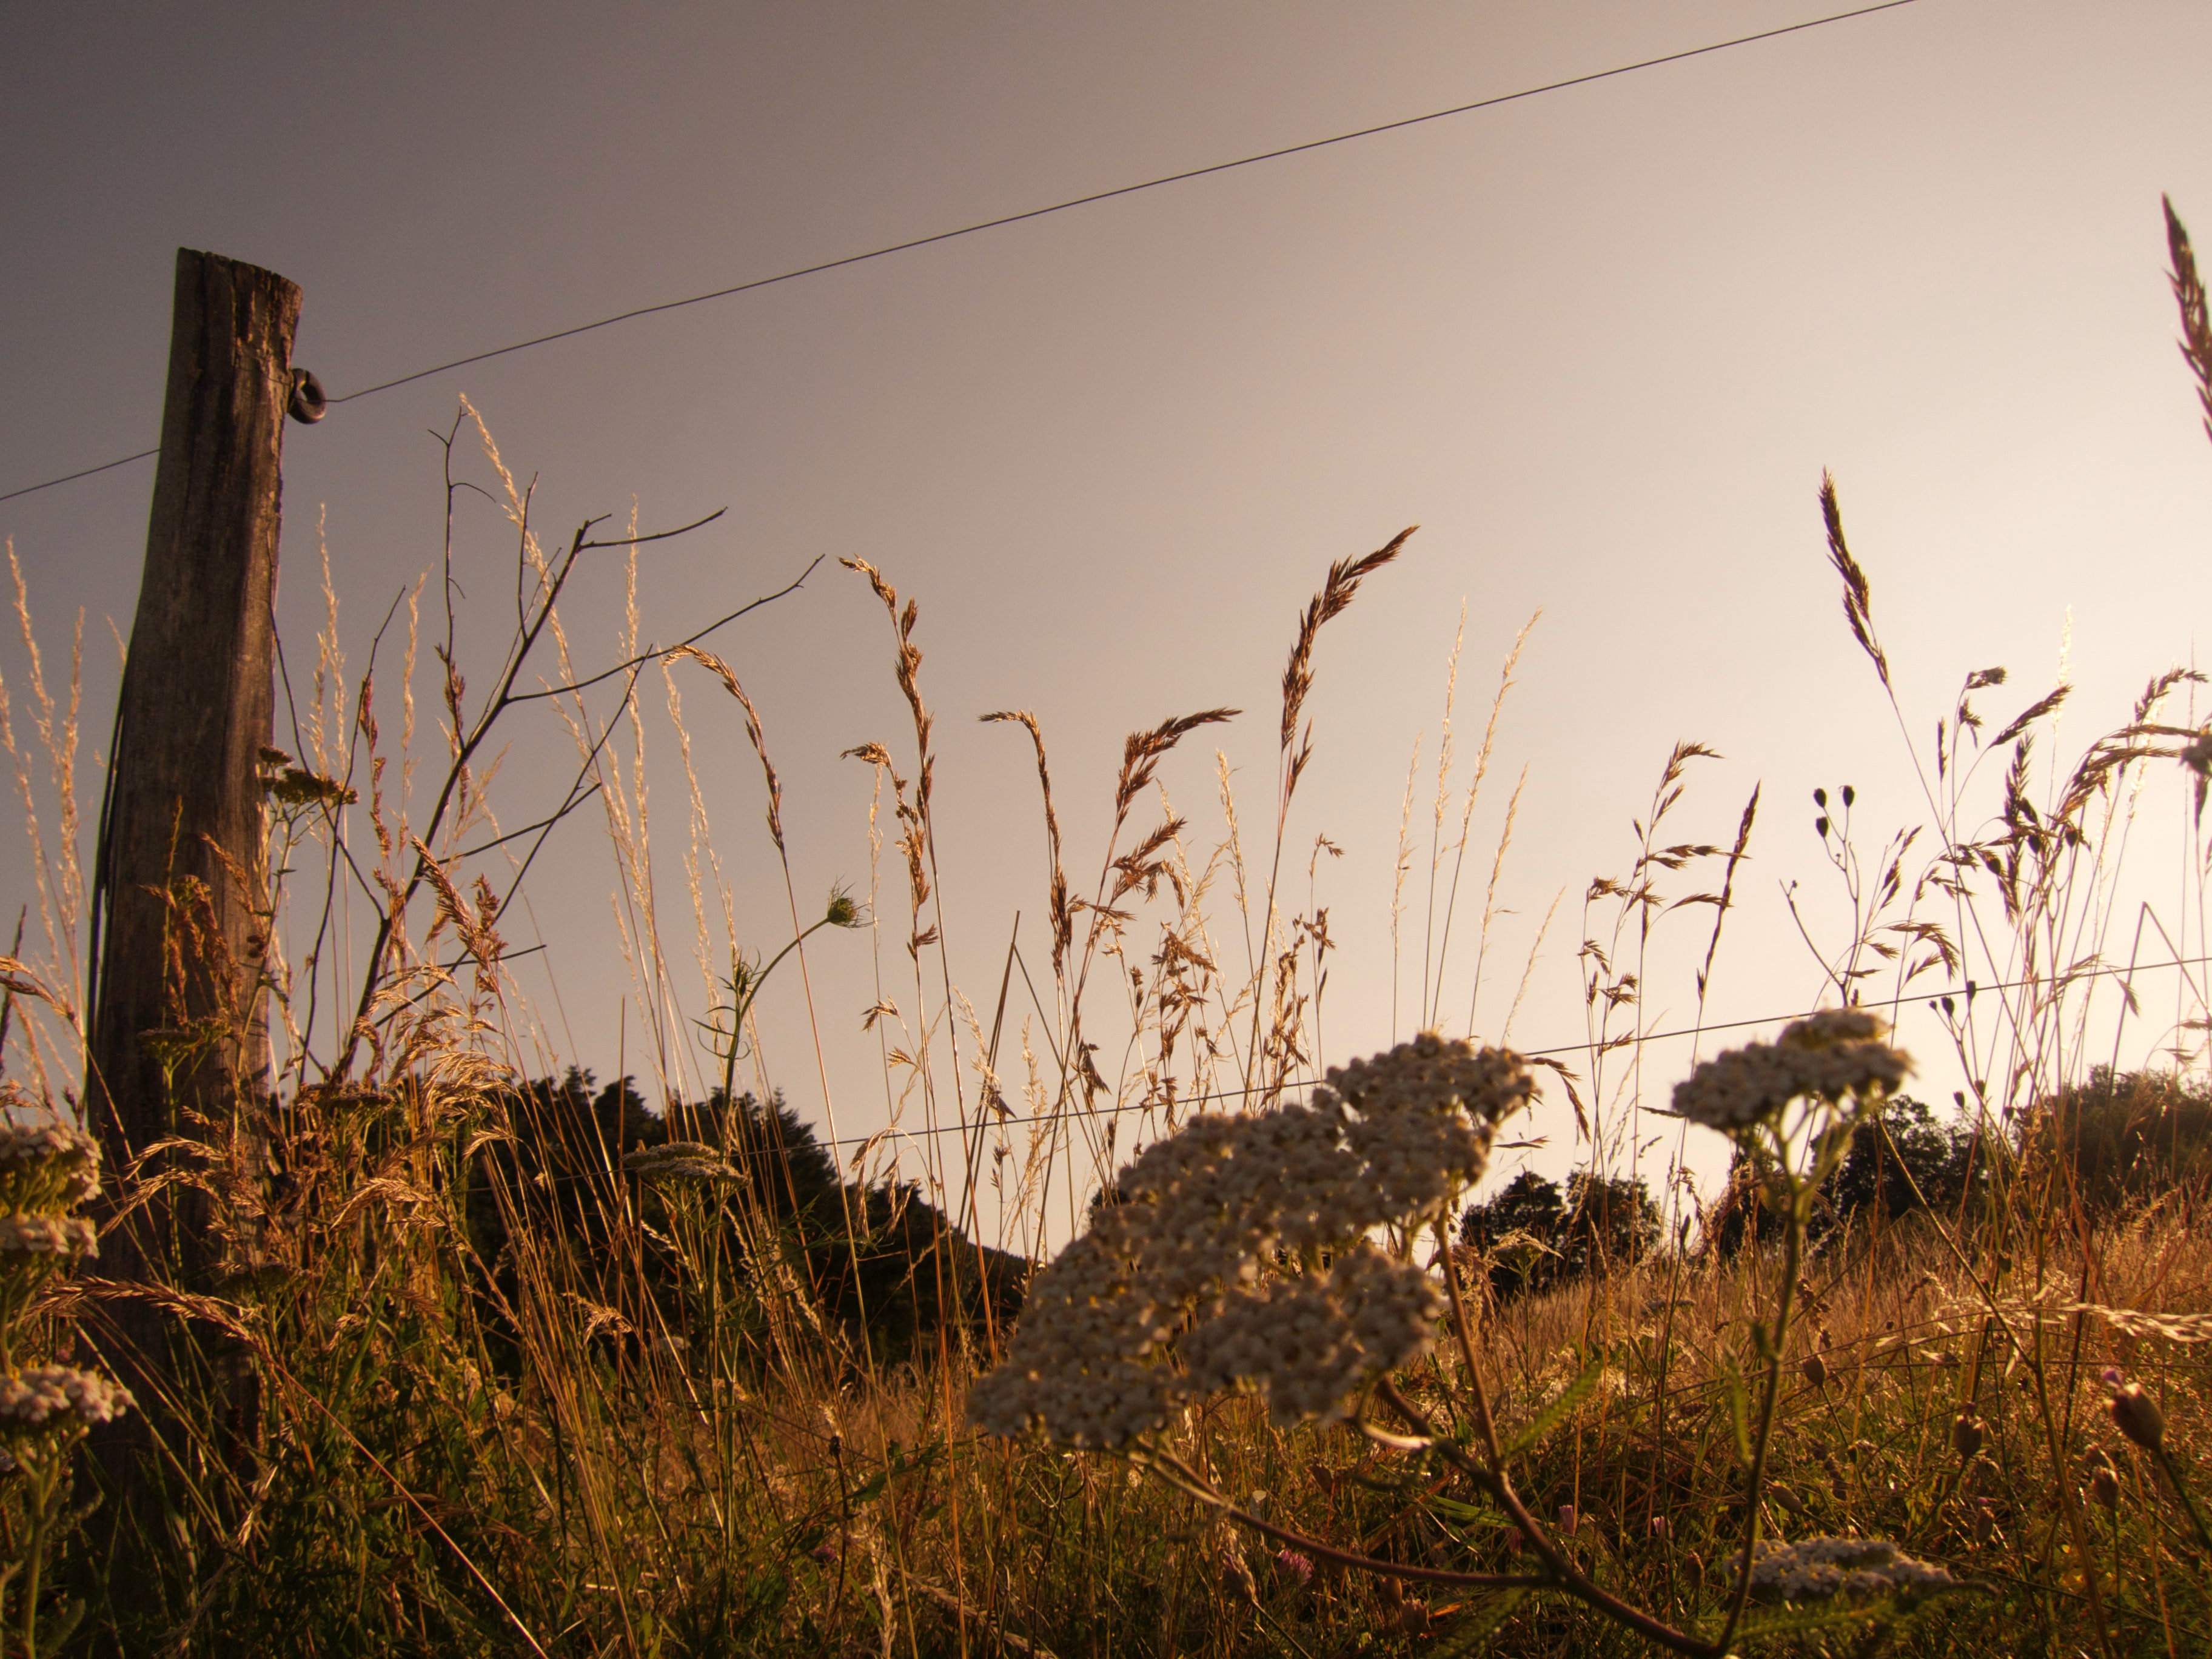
[1746,1536,1955,1601]
[0,1366,132,1433]
[970,1036,1528,1447]
[1219,1536,1259,1607]
[1669,1011,1908,1132]
[2108,1378,2166,1452]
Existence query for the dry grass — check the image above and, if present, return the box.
[2,210,2212,1659]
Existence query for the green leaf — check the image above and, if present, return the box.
[1729,1597,1885,1644]
[1427,1590,1527,1658]
[1423,1493,1502,1524]
[1502,1351,1607,1462]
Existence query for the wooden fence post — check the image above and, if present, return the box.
[83,247,299,1612]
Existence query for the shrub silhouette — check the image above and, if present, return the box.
[468,1070,1025,1371]
[1458,1167,1660,1300]
[2019,1065,2212,1220]
[1701,1093,1984,1256]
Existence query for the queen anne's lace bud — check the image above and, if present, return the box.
[1746,1536,1954,1601]
[0,1366,133,1433]
[1670,1011,1909,1131]
[970,1035,1528,1447]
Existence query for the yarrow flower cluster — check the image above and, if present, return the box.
[0,1366,133,1435]
[1179,1245,1444,1426]
[1746,1535,1955,1601]
[0,1215,96,1259]
[970,1034,1530,1448]
[1669,1009,1909,1132]
[0,1099,99,1212]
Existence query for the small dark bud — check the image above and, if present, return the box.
[1814,788,1828,808]
[1952,1413,1984,1461]
[1803,1353,1829,1390]
[1842,784,1855,807]
[2090,1467,2120,1512]
[2110,1382,2166,1452]
[1816,816,1830,839]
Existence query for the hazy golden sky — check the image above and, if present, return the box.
[7,1,2212,1207]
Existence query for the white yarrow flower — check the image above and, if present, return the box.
[0,1366,134,1433]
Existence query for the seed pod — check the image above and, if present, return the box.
[1952,1413,1985,1461]
[1971,1498,1996,1547]
[2089,1467,2120,1512]
[2111,1382,2165,1452]
[1803,1353,1829,1390]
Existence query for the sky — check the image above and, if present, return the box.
[5,1,2212,1236]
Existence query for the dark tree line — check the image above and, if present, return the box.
[1455,1066,2212,1295]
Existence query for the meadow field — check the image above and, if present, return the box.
[2,211,2211,1658]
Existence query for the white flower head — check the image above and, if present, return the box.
[0,1215,96,1258]
[1747,1535,1954,1601]
[0,1366,134,1435]
[1671,1011,1909,1132]
[970,1036,1529,1447]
